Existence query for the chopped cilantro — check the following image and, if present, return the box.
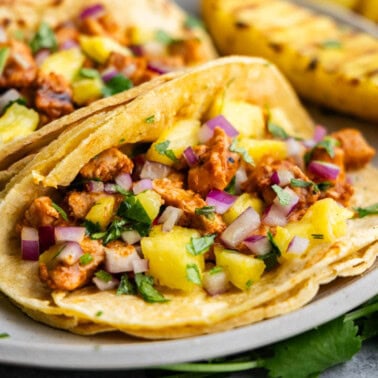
[154,140,178,162]
[268,122,289,139]
[114,184,131,196]
[134,273,168,303]
[186,264,202,285]
[258,232,281,271]
[290,178,320,194]
[316,137,339,158]
[95,270,112,283]
[51,202,68,221]
[186,234,216,256]
[102,218,127,245]
[184,15,204,29]
[0,47,10,76]
[116,274,136,296]
[102,74,133,97]
[317,181,333,191]
[0,333,9,339]
[84,220,102,236]
[145,115,155,124]
[95,311,103,317]
[209,266,223,275]
[79,68,100,79]
[195,206,216,219]
[322,39,342,49]
[155,29,175,45]
[30,22,57,53]
[229,139,254,164]
[271,185,291,206]
[246,280,253,289]
[224,176,236,194]
[79,253,93,266]
[355,203,378,218]
[312,233,324,240]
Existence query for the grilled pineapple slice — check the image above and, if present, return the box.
[202,0,378,121]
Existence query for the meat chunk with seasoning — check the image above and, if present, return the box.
[80,147,134,182]
[168,38,207,65]
[188,127,240,197]
[39,237,105,291]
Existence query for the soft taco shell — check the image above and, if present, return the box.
[0,56,377,339]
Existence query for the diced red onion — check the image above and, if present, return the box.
[129,44,144,56]
[221,207,261,248]
[287,236,309,255]
[21,227,39,261]
[273,187,299,215]
[262,204,288,227]
[158,206,183,232]
[56,242,83,265]
[38,225,55,253]
[307,160,340,180]
[234,166,248,194]
[55,227,86,243]
[271,169,294,187]
[140,160,172,180]
[104,183,117,193]
[105,246,141,273]
[60,40,79,50]
[133,179,153,194]
[313,125,327,143]
[115,172,132,191]
[93,276,119,291]
[132,258,149,274]
[206,190,237,214]
[79,4,105,20]
[243,235,271,256]
[203,269,229,296]
[0,89,21,113]
[198,123,214,143]
[183,146,199,167]
[35,49,50,65]
[121,230,141,245]
[206,115,239,138]
[147,62,170,75]
[86,180,104,193]
[101,68,118,82]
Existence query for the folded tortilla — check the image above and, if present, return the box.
[0,56,377,339]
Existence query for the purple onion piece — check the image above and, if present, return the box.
[21,227,39,261]
[243,235,271,256]
[206,189,237,214]
[133,179,153,194]
[206,115,239,138]
[313,125,327,143]
[79,4,105,20]
[38,225,55,253]
[308,160,340,180]
[183,146,199,167]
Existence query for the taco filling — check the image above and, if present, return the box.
[18,96,375,301]
[0,2,210,144]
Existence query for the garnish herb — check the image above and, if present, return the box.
[79,68,100,79]
[311,233,324,240]
[30,22,57,53]
[229,139,254,164]
[114,184,131,196]
[51,202,68,221]
[316,137,339,158]
[354,203,378,218]
[79,253,93,266]
[258,232,281,271]
[322,39,343,49]
[184,15,204,29]
[195,206,216,219]
[102,74,133,97]
[0,47,10,76]
[186,234,216,256]
[155,140,178,162]
[317,181,333,191]
[95,311,103,317]
[224,176,236,195]
[209,266,223,275]
[116,274,136,296]
[271,184,291,206]
[134,273,168,303]
[186,264,202,285]
[268,122,289,139]
[145,115,155,124]
[155,30,175,45]
[246,280,253,289]
[0,333,9,339]
[100,218,127,245]
[84,220,102,236]
[290,178,321,194]
[95,270,112,283]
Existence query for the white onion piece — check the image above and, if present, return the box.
[115,173,132,191]
[132,258,149,273]
[121,230,141,245]
[262,204,288,227]
[104,183,117,193]
[221,207,261,248]
[287,236,309,255]
[21,227,39,261]
[87,180,104,193]
[271,169,294,187]
[286,138,303,157]
[92,276,119,291]
[234,166,248,194]
[243,235,271,256]
[133,179,153,194]
[203,270,229,296]
[140,160,172,179]
[105,245,141,273]
[55,227,86,243]
[56,242,83,265]
[0,89,21,113]
[273,187,299,215]
[158,206,183,232]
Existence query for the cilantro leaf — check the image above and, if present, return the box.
[154,140,178,162]
[271,185,291,206]
[116,274,136,296]
[0,47,10,76]
[268,122,289,139]
[290,178,320,194]
[229,139,254,164]
[315,137,339,158]
[321,39,342,49]
[195,206,216,219]
[102,218,127,244]
[95,270,112,283]
[79,253,93,266]
[30,22,57,53]
[134,273,168,303]
[317,181,333,191]
[84,220,102,236]
[51,202,68,221]
[0,333,9,339]
[79,68,100,79]
[259,232,281,271]
[145,115,155,124]
[186,264,202,285]
[155,29,175,45]
[311,233,324,240]
[186,234,216,256]
[102,74,133,97]
[184,15,204,29]
[265,318,361,378]
[354,203,378,218]
[225,176,236,195]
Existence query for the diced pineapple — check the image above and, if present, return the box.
[141,225,205,291]
[72,78,103,105]
[85,195,116,230]
[0,103,39,144]
[39,243,64,269]
[214,246,265,290]
[39,48,85,83]
[136,190,162,221]
[223,193,264,225]
[146,119,201,166]
[129,26,155,44]
[238,137,287,163]
[269,107,295,136]
[79,35,132,64]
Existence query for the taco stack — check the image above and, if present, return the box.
[0,56,377,339]
[0,0,217,185]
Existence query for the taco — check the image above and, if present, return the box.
[0,0,217,174]
[0,56,377,339]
